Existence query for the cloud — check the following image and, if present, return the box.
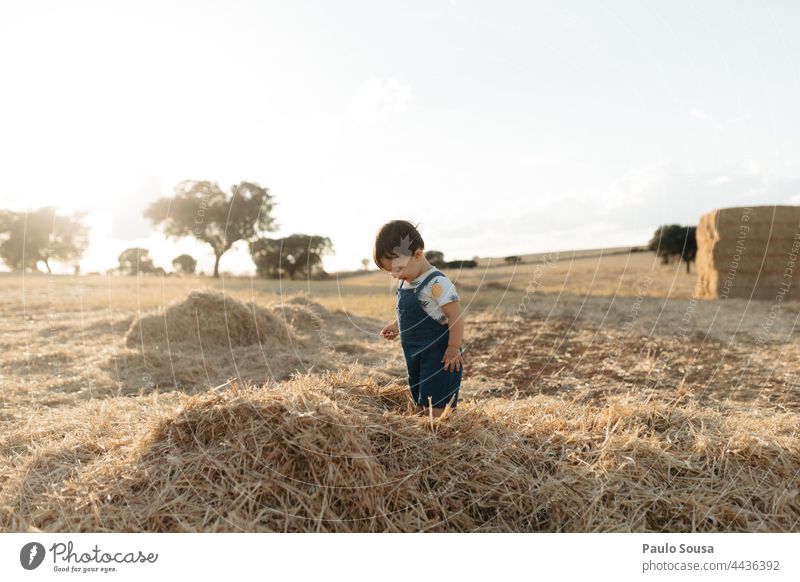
[348,78,413,123]
[687,106,752,130]
[508,152,569,168]
[606,161,800,219]
[706,175,730,186]
[715,112,752,130]
[463,160,800,258]
[688,108,709,121]
[604,161,668,208]
[299,112,343,137]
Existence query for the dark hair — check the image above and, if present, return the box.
[373,220,424,270]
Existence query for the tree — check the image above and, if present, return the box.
[361,258,370,271]
[648,225,698,273]
[504,255,522,264]
[172,254,197,275]
[444,259,478,269]
[118,248,156,275]
[0,207,89,273]
[250,234,333,280]
[144,180,277,278]
[425,250,446,268]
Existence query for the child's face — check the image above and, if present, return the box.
[380,250,422,280]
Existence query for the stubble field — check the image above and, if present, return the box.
[1,248,798,532]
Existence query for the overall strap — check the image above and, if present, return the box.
[413,270,444,293]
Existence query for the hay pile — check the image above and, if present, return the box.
[2,367,798,532]
[125,288,297,350]
[114,289,363,392]
[696,205,800,300]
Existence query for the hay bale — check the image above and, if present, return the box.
[696,205,800,300]
[1,367,798,532]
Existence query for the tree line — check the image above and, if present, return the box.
[0,207,89,273]
[0,180,333,279]
[0,181,699,277]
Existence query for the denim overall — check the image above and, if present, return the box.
[397,269,463,408]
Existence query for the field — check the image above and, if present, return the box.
[1,248,799,532]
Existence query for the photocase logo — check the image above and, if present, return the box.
[390,234,414,273]
[20,542,46,570]
[392,234,413,258]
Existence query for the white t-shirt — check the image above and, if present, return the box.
[399,267,460,325]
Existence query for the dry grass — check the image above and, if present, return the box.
[1,248,799,532]
[2,367,797,532]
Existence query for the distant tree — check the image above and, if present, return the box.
[425,250,446,268]
[249,238,281,279]
[361,258,370,271]
[504,255,522,265]
[250,234,333,280]
[144,180,277,278]
[118,248,156,275]
[172,254,197,275]
[0,207,89,273]
[649,225,697,273]
[444,259,478,269]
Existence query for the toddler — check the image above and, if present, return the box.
[374,220,465,417]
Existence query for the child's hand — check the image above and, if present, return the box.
[442,346,464,372]
[381,321,399,340]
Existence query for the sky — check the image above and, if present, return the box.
[1,0,799,274]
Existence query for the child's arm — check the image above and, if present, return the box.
[440,301,464,371]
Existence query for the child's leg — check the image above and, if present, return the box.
[403,347,422,407]
[417,348,462,412]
